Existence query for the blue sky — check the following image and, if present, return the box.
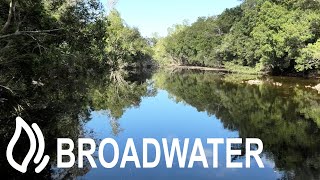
[100,0,242,37]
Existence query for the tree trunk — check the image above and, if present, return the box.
[1,0,17,34]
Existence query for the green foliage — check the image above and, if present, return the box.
[154,17,226,67]
[296,40,320,71]
[224,61,264,74]
[155,0,320,76]
[152,37,171,66]
[0,0,154,101]
[0,0,108,82]
[105,10,151,70]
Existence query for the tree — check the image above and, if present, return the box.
[154,0,320,76]
[105,10,151,70]
[296,40,320,71]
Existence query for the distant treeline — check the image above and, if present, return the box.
[153,0,320,76]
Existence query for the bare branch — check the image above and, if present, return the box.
[0,29,63,39]
[1,0,17,33]
[0,85,14,94]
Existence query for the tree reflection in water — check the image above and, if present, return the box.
[1,68,320,179]
[0,66,153,179]
[153,70,320,180]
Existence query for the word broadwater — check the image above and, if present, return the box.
[58,138,264,169]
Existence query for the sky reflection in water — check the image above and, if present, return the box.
[84,89,281,180]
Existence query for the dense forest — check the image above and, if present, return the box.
[0,0,152,86]
[2,0,320,79]
[153,0,320,76]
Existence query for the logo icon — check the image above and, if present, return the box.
[6,117,50,173]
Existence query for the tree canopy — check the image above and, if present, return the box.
[0,0,152,87]
[154,0,320,76]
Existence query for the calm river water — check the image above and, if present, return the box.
[1,70,320,180]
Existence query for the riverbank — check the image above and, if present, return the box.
[165,65,320,79]
[166,64,264,76]
[168,65,231,72]
[159,65,320,93]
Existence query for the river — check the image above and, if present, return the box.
[1,70,320,179]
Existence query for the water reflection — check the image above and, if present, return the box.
[1,69,320,179]
[0,67,153,179]
[153,70,320,180]
[90,74,156,136]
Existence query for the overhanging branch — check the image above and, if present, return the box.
[0,29,63,39]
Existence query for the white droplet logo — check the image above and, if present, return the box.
[6,117,50,173]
